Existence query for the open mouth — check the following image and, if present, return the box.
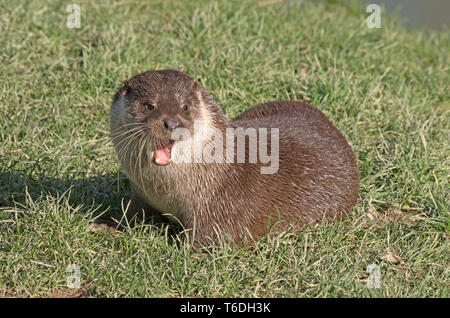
[153,141,175,166]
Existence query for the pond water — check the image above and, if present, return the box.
[364,0,449,30]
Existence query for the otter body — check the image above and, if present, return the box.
[110,70,359,246]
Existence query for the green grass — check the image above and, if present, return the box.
[0,0,448,297]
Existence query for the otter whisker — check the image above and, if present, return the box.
[114,122,147,130]
[139,133,148,190]
[134,131,148,189]
[115,128,149,167]
[111,122,147,137]
[116,130,147,162]
[110,125,147,145]
[114,128,146,157]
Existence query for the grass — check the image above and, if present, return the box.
[0,0,448,297]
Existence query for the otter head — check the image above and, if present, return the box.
[110,69,226,166]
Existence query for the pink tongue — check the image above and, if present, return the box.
[154,146,171,165]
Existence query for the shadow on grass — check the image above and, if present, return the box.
[0,168,187,250]
[0,170,130,226]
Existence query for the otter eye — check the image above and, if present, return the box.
[181,104,189,111]
[143,102,154,111]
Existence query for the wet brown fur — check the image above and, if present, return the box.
[110,70,359,247]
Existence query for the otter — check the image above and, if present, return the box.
[109,69,359,247]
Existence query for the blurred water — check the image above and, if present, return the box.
[365,0,449,30]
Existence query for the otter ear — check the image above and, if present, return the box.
[120,81,131,96]
[191,79,199,91]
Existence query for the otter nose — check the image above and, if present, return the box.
[163,118,180,133]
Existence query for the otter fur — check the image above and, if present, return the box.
[109,70,359,246]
